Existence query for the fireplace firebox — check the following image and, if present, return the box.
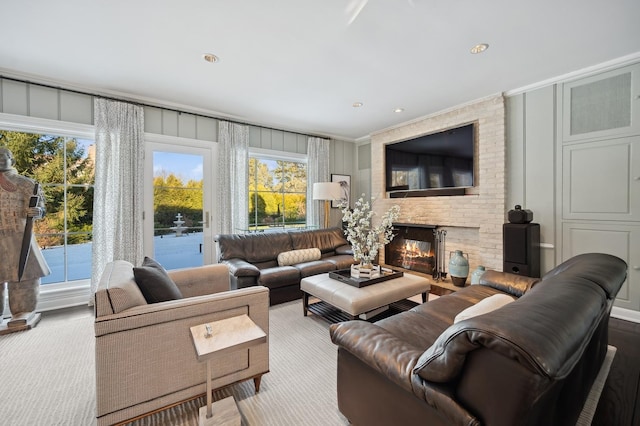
[385,224,438,275]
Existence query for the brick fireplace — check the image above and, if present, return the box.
[370,95,506,273]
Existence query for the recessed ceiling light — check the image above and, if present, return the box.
[352,102,363,108]
[202,53,219,63]
[394,108,404,113]
[470,43,489,54]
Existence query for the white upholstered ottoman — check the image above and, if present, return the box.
[301,272,430,319]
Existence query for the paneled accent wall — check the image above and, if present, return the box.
[506,59,640,315]
[356,142,372,201]
[328,139,357,226]
[1,78,94,124]
[505,86,556,274]
[0,76,351,165]
[371,95,506,272]
[1,77,352,148]
[557,63,640,312]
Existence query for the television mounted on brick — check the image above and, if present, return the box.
[385,123,475,197]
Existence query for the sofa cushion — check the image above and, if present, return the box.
[290,227,349,253]
[258,266,301,289]
[133,257,184,303]
[454,293,515,323]
[334,244,353,256]
[277,248,322,266]
[295,259,336,277]
[244,232,293,263]
[324,254,357,270]
[374,285,501,351]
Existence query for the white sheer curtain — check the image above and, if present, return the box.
[216,121,249,234]
[306,137,331,228]
[90,98,145,295]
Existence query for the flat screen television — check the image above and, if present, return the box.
[385,123,475,196]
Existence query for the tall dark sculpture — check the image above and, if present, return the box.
[0,147,50,333]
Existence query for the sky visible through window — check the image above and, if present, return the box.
[39,151,300,284]
[153,151,203,181]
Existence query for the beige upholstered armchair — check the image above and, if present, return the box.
[94,260,269,426]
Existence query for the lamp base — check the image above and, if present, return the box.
[323,200,330,228]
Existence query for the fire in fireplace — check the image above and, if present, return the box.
[386,224,437,275]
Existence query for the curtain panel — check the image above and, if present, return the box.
[90,99,145,296]
[216,121,249,234]
[306,137,330,228]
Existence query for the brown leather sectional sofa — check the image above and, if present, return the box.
[215,227,355,305]
[330,253,627,426]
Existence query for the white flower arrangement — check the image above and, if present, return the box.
[341,195,400,267]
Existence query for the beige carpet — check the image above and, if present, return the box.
[0,308,97,425]
[0,301,613,426]
[576,345,617,426]
[0,301,348,426]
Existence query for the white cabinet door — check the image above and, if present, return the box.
[562,222,640,311]
[562,136,640,222]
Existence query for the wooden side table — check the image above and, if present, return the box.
[190,314,267,426]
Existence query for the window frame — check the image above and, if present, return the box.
[0,113,94,295]
[248,148,308,229]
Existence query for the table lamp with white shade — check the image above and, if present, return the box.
[312,182,342,228]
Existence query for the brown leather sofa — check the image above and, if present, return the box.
[215,227,355,305]
[330,253,627,426]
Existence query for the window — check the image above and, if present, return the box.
[248,154,307,230]
[0,130,94,285]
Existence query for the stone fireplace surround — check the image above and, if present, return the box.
[371,95,506,278]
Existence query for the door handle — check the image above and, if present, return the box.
[205,211,210,229]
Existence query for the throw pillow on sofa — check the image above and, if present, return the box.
[277,248,322,266]
[454,293,515,323]
[133,257,183,303]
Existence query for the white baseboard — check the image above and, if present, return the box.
[611,306,640,324]
[37,283,91,312]
[2,284,90,318]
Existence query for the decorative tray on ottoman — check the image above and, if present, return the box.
[329,267,404,288]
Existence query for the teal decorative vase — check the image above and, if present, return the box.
[470,265,486,285]
[449,250,469,287]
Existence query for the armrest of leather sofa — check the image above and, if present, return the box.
[479,270,540,297]
[330,320,423,393]
[168,263,231,298]
[223,258,260,277]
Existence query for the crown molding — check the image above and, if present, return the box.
[504,51,640,97]
[369,93,502,139]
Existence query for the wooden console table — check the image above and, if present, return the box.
[380,263,468,296]
[190,314,266,426]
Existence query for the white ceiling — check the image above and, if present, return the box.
[1,0,639,141]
